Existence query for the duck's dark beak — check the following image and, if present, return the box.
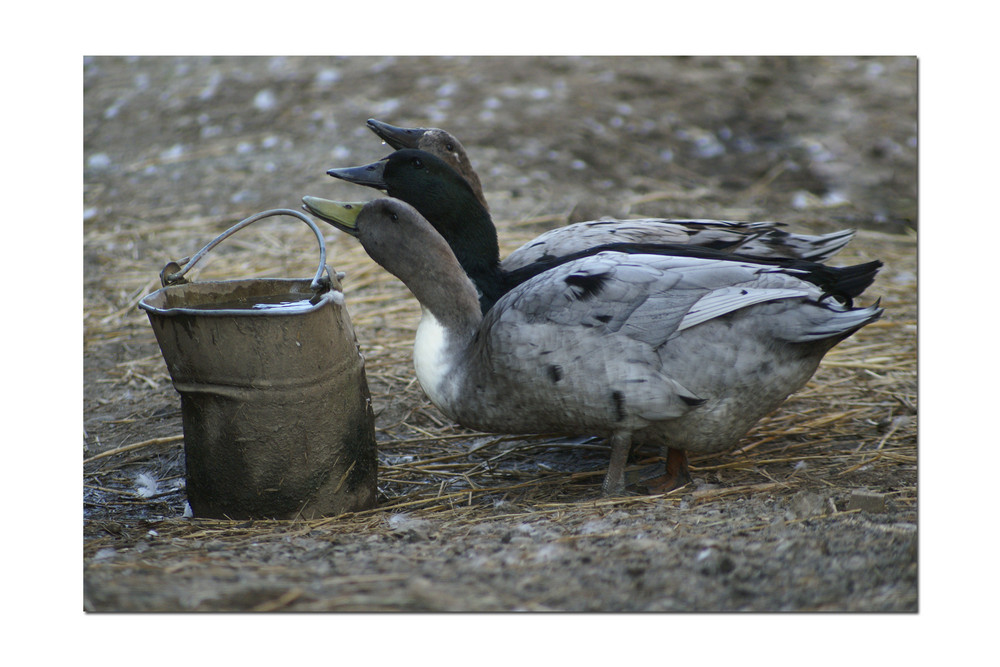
[367,118,426,150]
[302,196,363,237]
[327,158,389,190]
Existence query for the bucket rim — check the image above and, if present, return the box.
[138,278,344,317]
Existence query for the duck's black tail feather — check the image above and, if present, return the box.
[768,258,883,304]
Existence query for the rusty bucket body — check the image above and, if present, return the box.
[138,210,377,519]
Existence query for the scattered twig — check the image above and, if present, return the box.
[84,435,184,465]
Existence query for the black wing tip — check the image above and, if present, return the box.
[680,394,707,407]
[564,271,611,300]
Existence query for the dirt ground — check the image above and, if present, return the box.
[83,56,917,613]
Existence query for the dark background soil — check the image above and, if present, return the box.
[83,56,917,617]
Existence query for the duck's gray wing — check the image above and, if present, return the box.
[499,219,855,271]
[480,253,834,424]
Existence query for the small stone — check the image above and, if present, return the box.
[788,490,828,519]
[93,547,117,561]
[87,153,113,170]
[387,513,432,541]
[253,89,277,111]
[696,547,735,576]
[848,489,887,513]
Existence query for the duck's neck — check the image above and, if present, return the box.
[463,171,489,212]
[433,199,502,289]
[388,177,504,313]
[406,263,483,414]
[395,243,484,341]
[437,205,505,315]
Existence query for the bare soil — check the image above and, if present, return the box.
[83,56,917,612]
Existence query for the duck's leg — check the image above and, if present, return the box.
[638,447,692,493]
[602,431,632,496]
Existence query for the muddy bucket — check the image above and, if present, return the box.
[138,209,377,519]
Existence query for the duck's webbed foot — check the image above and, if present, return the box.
[630,447,692,494]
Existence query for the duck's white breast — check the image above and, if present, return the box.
[413,308,454,411]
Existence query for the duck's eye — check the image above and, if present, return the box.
[445,142,455,151]
[390,213,399,222]
[413,158,423,169]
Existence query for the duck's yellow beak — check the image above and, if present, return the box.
[302,196,364,236]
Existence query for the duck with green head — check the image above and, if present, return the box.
[320,148,507,312]
[309,196,882,496]
[362,118,857,270]
[317,149,872,315]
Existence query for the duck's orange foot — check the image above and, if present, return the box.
[629,448,692,494]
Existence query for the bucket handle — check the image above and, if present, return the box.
[159,209,330,291]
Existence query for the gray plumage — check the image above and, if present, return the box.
[501,219,856,270]
[325,197,882,496]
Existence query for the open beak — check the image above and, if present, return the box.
[327,158,389,190]
[367,118,427,150]
[302,196,363,236]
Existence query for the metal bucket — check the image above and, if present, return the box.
[138,209,377,519]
